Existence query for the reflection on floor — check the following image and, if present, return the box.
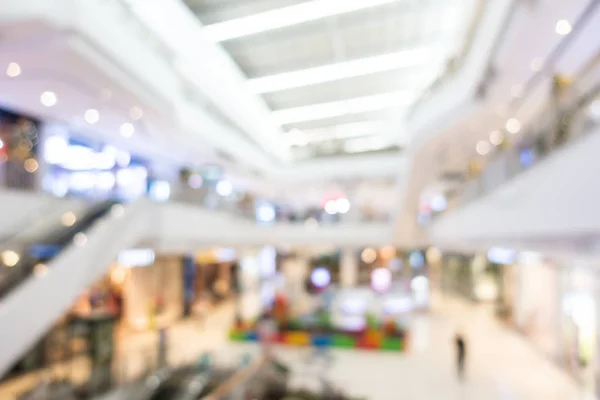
[0,295,587,400]
[230,294,585,400]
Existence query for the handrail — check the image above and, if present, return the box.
[201,357,266,400]
[447,54,600,211]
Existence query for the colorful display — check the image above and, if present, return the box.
[230,295,409,352]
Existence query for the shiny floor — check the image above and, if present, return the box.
[0,295,587,400]
[230,293,586,400]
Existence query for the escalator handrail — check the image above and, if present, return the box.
[172,372,212,400]
[201,357,266,400]
[128,368,174,400]
[0,201,116,299]
[0,193,70,248]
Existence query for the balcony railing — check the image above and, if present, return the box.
[449,54,600,210]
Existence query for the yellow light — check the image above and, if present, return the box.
[361,247,377,264]
[61,211,77,227]
[380,245,396,259]
[110,265,127,285]
[1,250,20,267]
[34,263,48,277]
[6,62,21,78]
[24,158,38,173]
[426,247,442,265]
[555,20,572,35]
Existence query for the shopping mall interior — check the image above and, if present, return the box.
[0,0,599,398]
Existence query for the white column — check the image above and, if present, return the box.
[340,248,358,288]
[281,256,310,314]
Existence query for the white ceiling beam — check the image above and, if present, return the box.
[272,91,414,125]
[247,45,447,94]
[201,0,403,42]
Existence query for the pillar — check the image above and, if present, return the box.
[281,256,310,314]
[340,248,358,288]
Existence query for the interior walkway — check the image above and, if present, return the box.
[0,294,587,399]
[231,293,585,400]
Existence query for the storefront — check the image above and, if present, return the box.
[513,256,560,361]
[0,108,40,190]
[118,252,184,331]
[559,264,597,388]
[41,134,150,201]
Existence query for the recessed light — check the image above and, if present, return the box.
[489,130,504,146]
[84,109,100,124]
[129,106,143,121]
[505,118,521,134]
[120,122,135,137]
[1,250,20,267]
[73,232,87,246]
[6,62,21,78]
[61,211,77,227]
[530,57,544,72]
[40,91,57,107]
[476,141,491,156]
[555,20,572,35]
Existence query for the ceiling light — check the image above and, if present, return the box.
[40,91,57,107]
[271,91,414,125]
[505,118,521,134]
[530,57,544,72]
[489,130,504,146]
[324,199,338,215]
[476,141,491,155]
[1,250,19,267]
[246,46,445,93]
[61,211,77,227]
[84,109,100,124]
[201,0,400,42]
[129,106,143,121]
[120,123,135,137]
[216,180,233,196]
[555,20,572,35]
[73,232,87,246]
[6,62,21,78]
[336,198,350,214]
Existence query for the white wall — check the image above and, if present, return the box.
[152,202,392,249]
[431,128,600,255]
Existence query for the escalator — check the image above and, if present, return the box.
[0,201,117,299]
[0,199,149,378]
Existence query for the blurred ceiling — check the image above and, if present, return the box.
[184,0,481,160]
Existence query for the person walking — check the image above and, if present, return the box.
[454,332,467,380]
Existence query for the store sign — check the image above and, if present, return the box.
[487,247,516,264]
[118,249,155,268]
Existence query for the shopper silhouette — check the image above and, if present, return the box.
[454,332,466,380]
